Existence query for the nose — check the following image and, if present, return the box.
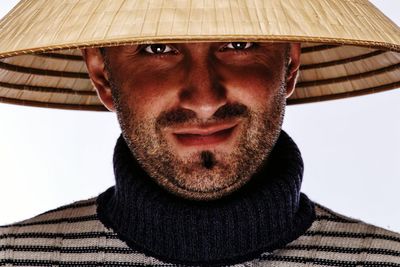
[178,56,227,120]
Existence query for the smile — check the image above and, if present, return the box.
[173,123,238,147]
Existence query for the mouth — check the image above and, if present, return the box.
[172,123,238,147]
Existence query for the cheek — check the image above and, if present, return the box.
[221,65,284,110]
[116,66,184,118]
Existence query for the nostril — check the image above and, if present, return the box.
[179,89,192,101]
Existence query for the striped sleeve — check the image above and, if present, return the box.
[1,199,400,266]
[0,198,174,266]
[257,204,400,267]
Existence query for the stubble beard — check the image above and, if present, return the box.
[104,48,289,200]
[110,81,286,200]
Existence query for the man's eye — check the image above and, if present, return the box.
[143,44,174,54]
[224,42,254,50]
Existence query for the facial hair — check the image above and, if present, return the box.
[109,83,286,200]
[201,151,215,170]
[104,50,289,200]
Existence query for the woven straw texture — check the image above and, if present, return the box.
[0,0,399,111]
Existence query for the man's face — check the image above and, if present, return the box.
[84,42,300,200]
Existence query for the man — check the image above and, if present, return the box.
[83,42,300,201]
[1,0,400,266]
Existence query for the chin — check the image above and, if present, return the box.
[169,179,248,201]
[164,166,250,201]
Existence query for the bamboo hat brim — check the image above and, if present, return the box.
[0,0,399,111]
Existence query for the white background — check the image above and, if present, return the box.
[0,1,399,231]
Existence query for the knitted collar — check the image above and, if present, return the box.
[97,130,315,266]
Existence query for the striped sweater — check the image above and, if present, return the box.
[1,198,399,266]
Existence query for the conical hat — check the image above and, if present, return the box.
[0,0,399,111]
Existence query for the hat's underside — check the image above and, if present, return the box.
[0,42,399,111]
[0,0,399,110]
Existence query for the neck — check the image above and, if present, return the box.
[97,130,315,266]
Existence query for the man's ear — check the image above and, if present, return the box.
[81,48,115,112]
[285,43,301,98]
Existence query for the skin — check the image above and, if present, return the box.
[82,42,301,201]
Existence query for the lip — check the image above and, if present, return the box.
[172,123,238,147]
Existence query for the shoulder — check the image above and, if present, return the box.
[267,202,400,266]
[0,197,102,234]
[0,197,176,265]
[0,198,108,262]
[0,197,98,230]
[312,203,400,241]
